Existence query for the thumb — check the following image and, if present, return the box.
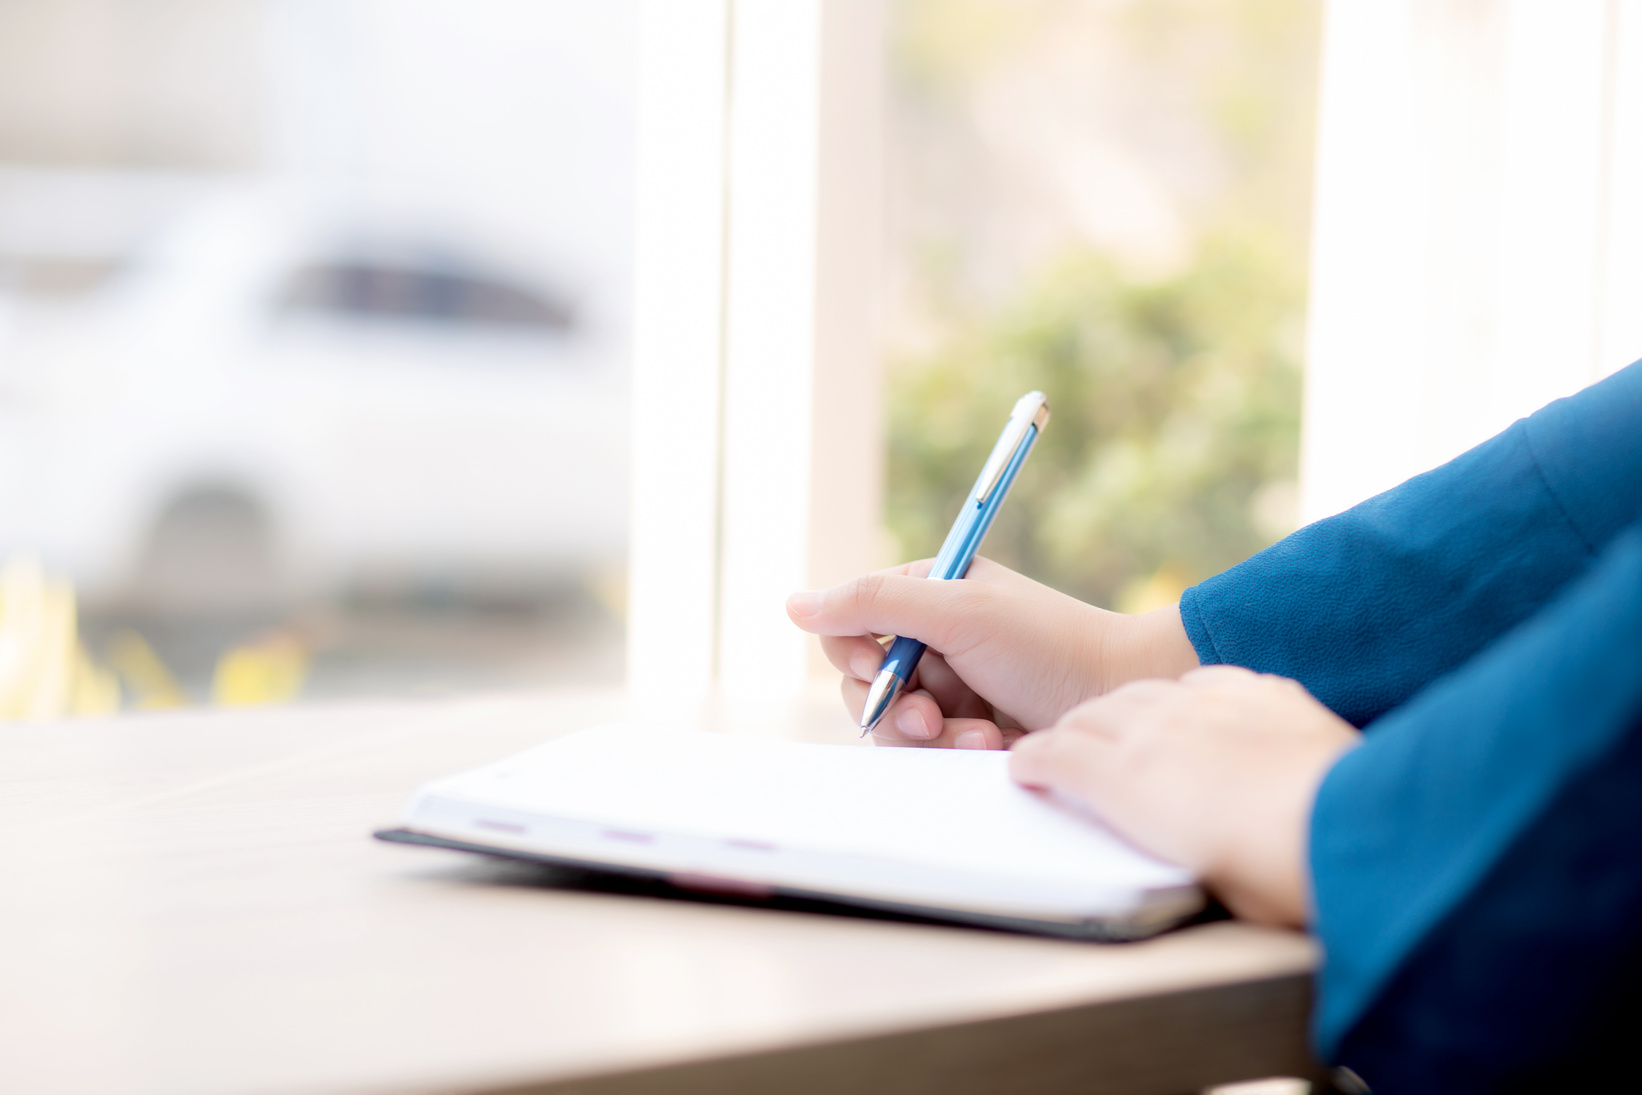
[786,572,1000,655]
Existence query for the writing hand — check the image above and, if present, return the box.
[785,557,1198,748]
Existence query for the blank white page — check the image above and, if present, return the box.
[408,726,1193,915]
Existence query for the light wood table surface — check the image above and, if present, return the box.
[0,690,1322,1095]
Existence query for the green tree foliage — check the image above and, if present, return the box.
[886,231,1304,608]
[886,0,1320,609]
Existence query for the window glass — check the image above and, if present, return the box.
[0,1,635,714]
[885,0,1320,612]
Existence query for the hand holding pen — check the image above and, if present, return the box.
[856,391,1050,735]
[788,391,1196,749]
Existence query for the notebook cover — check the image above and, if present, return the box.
[374,826,1206,942]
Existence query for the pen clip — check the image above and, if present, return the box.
[974,391,1050,504]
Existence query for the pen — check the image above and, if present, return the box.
[860,390,1050,736]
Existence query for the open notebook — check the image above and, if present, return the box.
[376,725,1203,940]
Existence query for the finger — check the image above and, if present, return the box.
[1008,724,1117,794]
[870,558,935,580]
[865,555,1026,586]
[786,555,1035,640]
[1091,677,1181,717]
[941,717,1005,750]
[871,687,946,742]
[785,571,1003,654]
[821,633,893,681]
[1037,684,1159,744]
[1180,664,1260,688]
[955,555,1036,589]
[875,715,1003,750]
[842,678,944,740]
[912,649,993,721]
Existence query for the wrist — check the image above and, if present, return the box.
[1097,603,1201,692]
[1207,725,1357,928]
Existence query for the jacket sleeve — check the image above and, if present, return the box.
[1308,522,1642,1091]
[1178,359,1642,726]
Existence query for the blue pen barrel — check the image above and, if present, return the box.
[929,423,1039,580]
[880,420,1031,686]
[877,634,927,689]
[885,420,1040,682]
[862,394,1046,734]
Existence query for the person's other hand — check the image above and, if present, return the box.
[785,557,1198,749]
[1010,666,1359,926]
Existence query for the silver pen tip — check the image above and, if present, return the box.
[858,668,901,737]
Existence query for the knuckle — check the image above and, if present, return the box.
[843,572,888,607]
[1277,675,1312,697]
[1108,678,1176,708]
[1057,697,1104,730]
[1184,664,1237,684]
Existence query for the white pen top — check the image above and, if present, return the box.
[974,391,1051,503]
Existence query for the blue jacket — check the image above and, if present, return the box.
[1179,360,1642,1091]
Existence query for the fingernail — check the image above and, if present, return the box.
[787,591,821,618]
[851,651,881,680]
[896,706,931,738]
[955,729,988,750]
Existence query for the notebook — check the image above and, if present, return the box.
[375,725,1203,940]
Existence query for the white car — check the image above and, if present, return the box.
[0,177,629,609]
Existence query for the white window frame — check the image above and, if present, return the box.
[1303,0,1642,521]
[627,0,885,721]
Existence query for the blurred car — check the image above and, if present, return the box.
[0,172,629,609]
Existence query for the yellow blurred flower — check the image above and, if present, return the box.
[0,555,122,720]
[212,632,308,707]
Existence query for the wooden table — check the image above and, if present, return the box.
[0,691,1323,1095]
